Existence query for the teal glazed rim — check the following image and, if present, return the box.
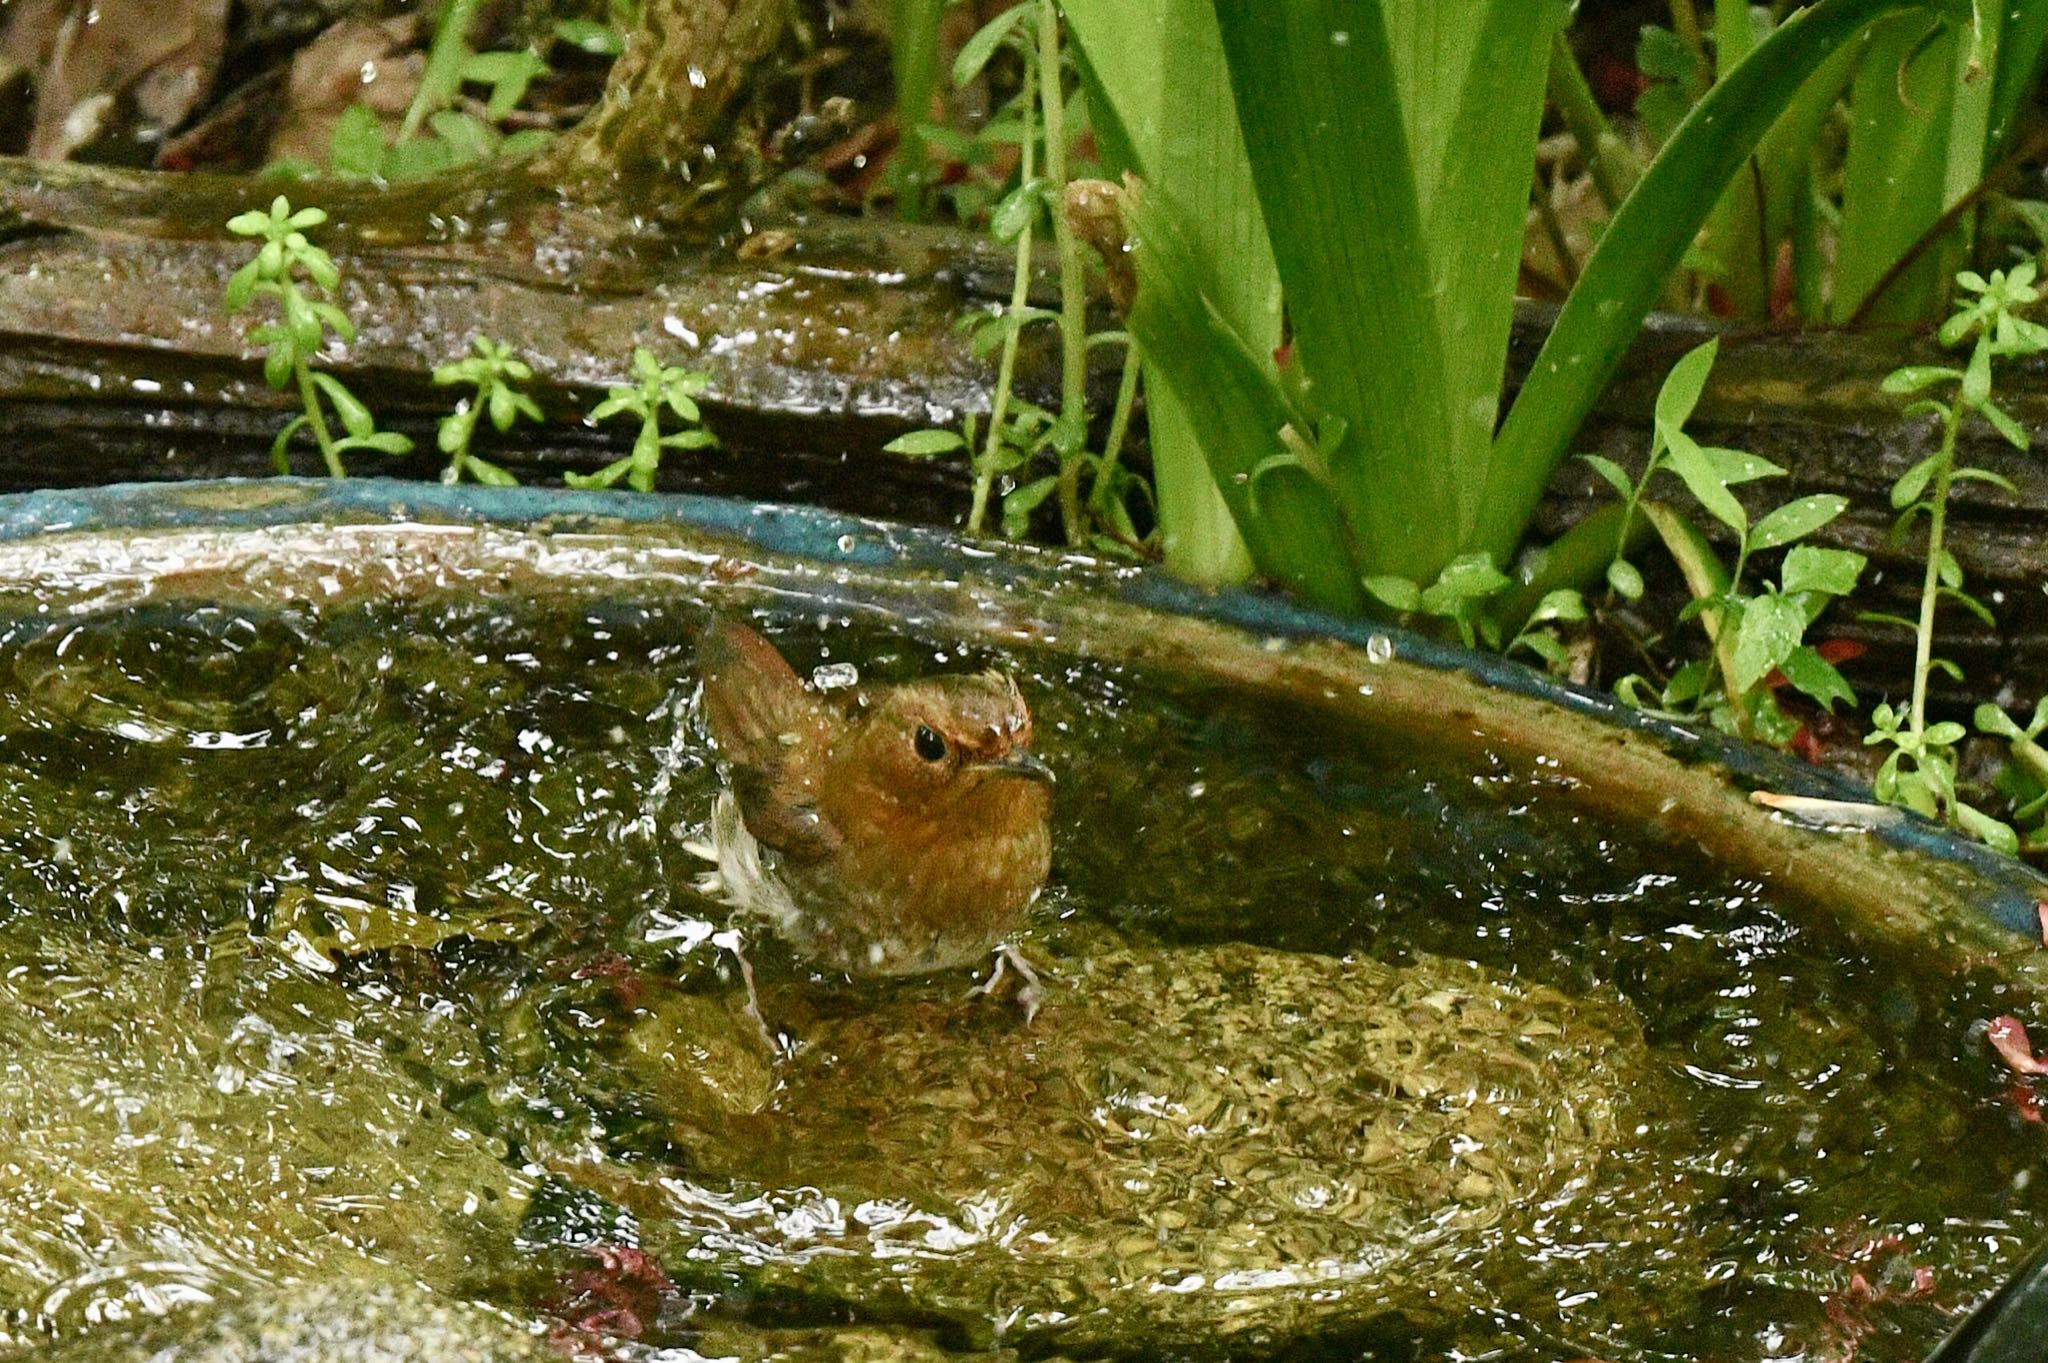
[0,475,2041,935]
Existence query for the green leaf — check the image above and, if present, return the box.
[335,430,415,456]
[466,455,519,486]
[1654,338,1721,433]
[310,371,375,440]
[1362,575,1423,613]
[1953,465,2020,494]
[1926,720,1968,746]
[1881,364,1962,393]
[1486,0,1942,566]
[1580,453,1634,497]
[1606,558,1645,600]
[1956,803,2019,854]
[1664,659,1712,707]
[554,17,625,54]
[1002,474,1059,538]
[884,429,968,456]
[1977,399,2030,449]
[1891,451,1942,509]
[1527,587,1588,624]
[1778,645,1857,712]
[1420,552,1512,611]
[269,415,309,473]
[462,49,546,121]
[224,259,263,313]
[1664,428,1748,534]
[1700,446,1785,485]
[329,103,387,177]
[1749,494,1847,550]
[954,5,1031,88]
[1780,544,1865,597]
[437,402,479,455]
[1730,591,1809,694]
[1963,339,1993,408]
[565,456,633,490]
[1122,180,1364,611]
[989,177,1047,242]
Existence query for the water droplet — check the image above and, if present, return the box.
[1366,634,1393,664]
[836,534,857,552]
[812,662,860,690]
[1331,29,1349,45]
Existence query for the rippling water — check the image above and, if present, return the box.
[0,583,2037,1361]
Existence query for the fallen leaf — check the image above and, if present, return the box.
[1988,1016,2048,1075]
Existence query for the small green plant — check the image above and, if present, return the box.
[1594,339,1865,743]
[1868,264,2046,849]
[884,1,1147,554]
[432,337,542,485]
[316,0,553,182]
[566,347,715,492]
[1975,698,2048,855]
[225,196,414,477]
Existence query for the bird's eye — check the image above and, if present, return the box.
[913,724,948,762]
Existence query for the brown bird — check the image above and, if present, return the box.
[694,620,1054,1013]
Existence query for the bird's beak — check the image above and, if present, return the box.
[974,749,1055,784]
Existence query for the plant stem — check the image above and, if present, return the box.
[1545,31,1639,210]
[969,39,1039,536]
[1088,339,1143,534]
[400,0,480,144]
[294,362,346,477]
[1909,402,1963,745]
[1037,0,1090,547]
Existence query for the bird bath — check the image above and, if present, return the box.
[0,477,2044,1362]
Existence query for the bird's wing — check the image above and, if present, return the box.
[698,619,842,863]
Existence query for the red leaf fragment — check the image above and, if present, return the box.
[1990,1016,2048,1075]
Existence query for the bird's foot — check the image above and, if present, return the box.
[969,944,1044,1024]
[711,928,779,1054]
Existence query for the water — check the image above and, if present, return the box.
[0,585,2039,1361]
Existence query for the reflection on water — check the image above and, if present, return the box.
[0,592,2036,1360]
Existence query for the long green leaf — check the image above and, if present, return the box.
[1834,13,1958,321]
[889,0,946,220]
[1213,0,1451,580]
[1482,0,1948,568]
[1425,0,1568,543]
[1066,0,1262,586]
[1123,181,1363,612]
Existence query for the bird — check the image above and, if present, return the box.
[692,619,1054,1018]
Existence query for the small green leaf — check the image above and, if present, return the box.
[1780,545,1865,598]
[1701,447,1784,485]
[1953,465,2020,494]
[1926,721,1968,747]
[1361,575,1422,613]
[1001,473,1059,538]
[885,429,968,456]
[554,18,625,54]
[1977,400,2030,450]
[329,104,387,178]
[1962,340,1992,408]
[1579,453,1634,497]
[310,372,375,439]
[565,456,633,489]
[1977,703,2024,741]
[1607,558,1645,600]
[1664,428,1747,534]
[1527,588,1588,624]
[1750,494,1847,551]
[1891,452,1942,510]
[467,455,519,486]
[1511,631,1570,669]
[1730,592,1808,694]
[990,178,1047,242]
[224,259,262,313]
[1421,553,1511,610]
[1663,659,1712,707]
[1956,803,2019,854]
[954,5,1031,88]
[1653,337,1719,433]
[1880,365,1962,394]
[269,415,309,473]
[1777,646,1857,712]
